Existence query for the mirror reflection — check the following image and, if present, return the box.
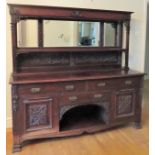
[17,20,121,48]
[43,20,99,47]
[104,23,116,47]
[78,22,99,46]
[17,20,99,47]
[17,20,38,47]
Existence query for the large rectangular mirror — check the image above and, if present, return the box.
[43,20,99,47]
[17,20,124,48]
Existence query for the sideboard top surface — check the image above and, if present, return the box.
[10,69,144,84]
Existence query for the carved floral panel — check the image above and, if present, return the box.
[116,94,133,116]
[26,103,49,129]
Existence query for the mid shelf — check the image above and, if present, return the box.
[16,47,127,54]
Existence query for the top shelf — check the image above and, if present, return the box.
[16,47,127,54]
[9,4,133,22]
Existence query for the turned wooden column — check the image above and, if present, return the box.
[124,20,130,71]
[11,16,18,72]
[38,19,43,47]
[99,22,104,47]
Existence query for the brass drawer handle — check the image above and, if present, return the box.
[125,80,132,85]
[69,96,78,102]
[65,85,75,91]
[94,94,103,99]
[30,88,41,93]
[97,82,106,87]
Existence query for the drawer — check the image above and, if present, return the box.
[87,79,113,91]
[18,83,62,96]
[60,93,91,105]
[115,77,141,89]
[87,77,141,91]
[91,92,109,101]
[60,92,109,106]
[62,81,86,92]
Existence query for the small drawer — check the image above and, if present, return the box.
[62,81,86,92]
[115,77,141,89]
[60,93,91,105]
[18,83,62,96]
[91,92,109,101]
[87,79,112,91]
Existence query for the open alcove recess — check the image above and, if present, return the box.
[9,4,144,152]
[60,104,108,131]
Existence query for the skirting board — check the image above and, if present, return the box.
[7,117,12,128]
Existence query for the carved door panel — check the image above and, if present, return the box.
[112,90,136,122]
[21,97,58,134]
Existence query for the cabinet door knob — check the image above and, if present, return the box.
[65,85,75,91]
[125,80,132,85]
[69,96,78,102]
[30,87,41,93]
[97,82,106,87]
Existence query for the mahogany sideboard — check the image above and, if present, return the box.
[8,4,144,152]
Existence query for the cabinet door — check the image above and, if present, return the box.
[112,90,136,122]
[22,97,58,133]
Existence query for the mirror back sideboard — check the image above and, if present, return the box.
[8,4,144,152]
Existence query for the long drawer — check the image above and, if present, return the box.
[59,92,110,106]
[87,77,142,91]
[18,81,86,96]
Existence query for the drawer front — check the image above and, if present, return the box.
[115,77,141,89]
[60,92,109,106]
[18,83,62,96]
[87,79,113,91]
[62,81,86,92]
[87,77,142,91]
[18,81,86,96]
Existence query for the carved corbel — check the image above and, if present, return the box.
[12,86,19,112]
[12,95,18,112]
[124,20,130,32]
[10,7,21,24]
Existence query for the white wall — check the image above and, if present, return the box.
[6,0,148,127]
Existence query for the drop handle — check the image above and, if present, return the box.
[65,85,75,91]
[30,87,41,93]
[69,96,78,102]
[94,94,103,99]
[97,82,106,87]
[125,80,132,85]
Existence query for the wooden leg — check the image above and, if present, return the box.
[133,121,142,129]
[133,87,143,129]
[12,144,22,153]
[12,135,22,152]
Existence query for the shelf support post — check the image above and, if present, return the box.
[11,15,18,73]
[124,20,130,71]
[38,19,43,47]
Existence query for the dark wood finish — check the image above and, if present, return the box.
[16,47,127,54]
[8,4,144,152]
[99,22,104,46]
[38,19,43,47]
[9,4,132,21]
[11,16,18,72]
[125,21,130,70]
